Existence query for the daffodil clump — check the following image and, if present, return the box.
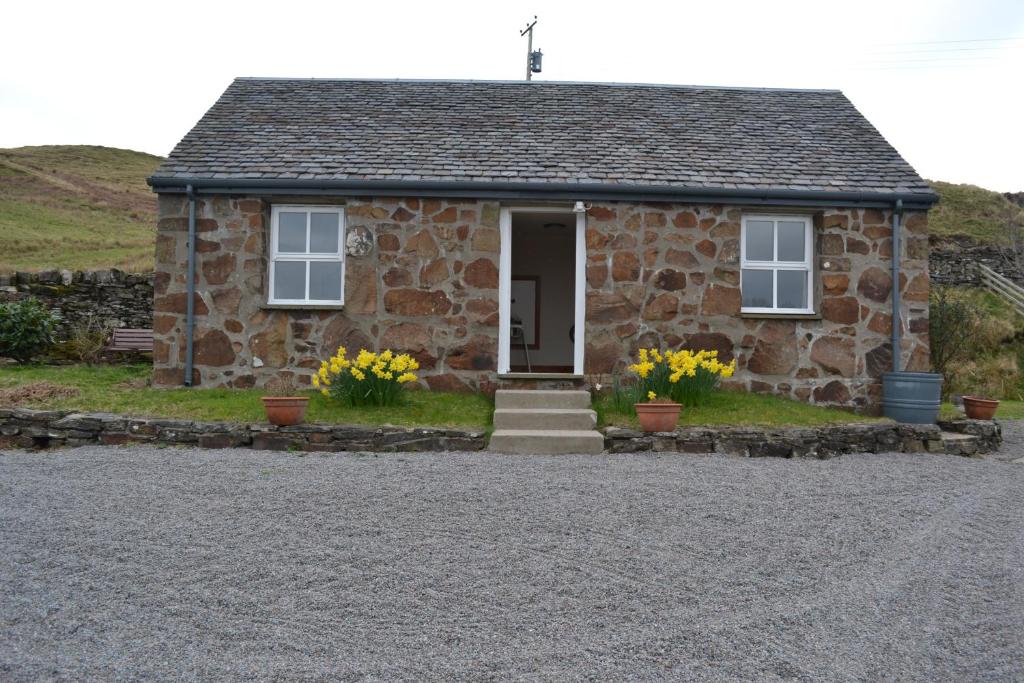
[313,347,419,406]
[628,347,736,407]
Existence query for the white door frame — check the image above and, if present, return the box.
[497,206,586,375]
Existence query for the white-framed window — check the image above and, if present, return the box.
[740,214,814,314]
[268,205,346,306]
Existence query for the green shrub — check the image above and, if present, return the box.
[929,287,976,393]
[0,298,57,364]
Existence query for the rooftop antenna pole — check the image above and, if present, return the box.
[520,16,541,81]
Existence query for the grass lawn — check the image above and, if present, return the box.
[2,364,932,432]
[594,390,884,429]
[0,364,493,430]
[941,400,1024,420]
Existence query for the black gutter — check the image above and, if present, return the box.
[147,177,939,210]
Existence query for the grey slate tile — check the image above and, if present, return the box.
[153,78,934,197]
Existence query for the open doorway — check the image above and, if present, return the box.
[498,208,585,376]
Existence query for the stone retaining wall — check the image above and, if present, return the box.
[603,420,1001,457]
[0,407,1000,457]
[0,270,154,338]
[0,408,486,452]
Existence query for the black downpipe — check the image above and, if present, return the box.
[185,185,196,387]
[891,199,903,373]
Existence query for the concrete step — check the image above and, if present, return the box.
[940,431,980,457]
[488,429,605,455]
[494,389,592,410]
[493,408,597,431]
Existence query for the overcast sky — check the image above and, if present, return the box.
[2,0,1022,191]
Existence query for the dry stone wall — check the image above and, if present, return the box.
[153,195,930,411]
[0,270,153,338]
[0,407,998,456]
[928,243,1024,286]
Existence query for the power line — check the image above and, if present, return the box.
[875,36,1024,46]
[866,44,1024,55]
[848,62,1013,71]
[856,56,1005,64]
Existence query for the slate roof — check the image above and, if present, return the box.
[153,78,934,198]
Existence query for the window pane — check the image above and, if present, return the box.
[742,269,773,308]
[309,261,342,301]
[777,221,806,262]
[274,260,306,300]
[777,270,808,309]
[745,220,774,261]
[278,212,307,252]
[310,212,340,253]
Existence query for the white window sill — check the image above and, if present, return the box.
[262,302,345,311]
[740,310,820,320]
[498,372,584,380]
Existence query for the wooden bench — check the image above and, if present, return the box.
[104,328,154,356]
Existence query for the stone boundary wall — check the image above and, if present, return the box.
[929,245,1024,287]
[0,270,154,338]
[603,420,1001,457]
[0,407,999,457]
[0,408,486,452]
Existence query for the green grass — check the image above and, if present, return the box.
[941,400,1024,420]
[962,286,1023,320]
[0,145,161,272]
[594,390,884,429]
[1,364,891,431]
[929,180,1023,245]
[0,364,493,430]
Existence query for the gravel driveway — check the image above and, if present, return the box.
[2,426,1023,681]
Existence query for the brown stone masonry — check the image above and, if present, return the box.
[153,196,502,391]
[153,196,929,411]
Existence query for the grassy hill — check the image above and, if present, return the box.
[0,145,162,272]
[928,180,1023,245]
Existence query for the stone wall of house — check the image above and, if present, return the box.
[152,195,930,411]
[152,195,502,390]
[0,269,154,338]
[581,204,931,411]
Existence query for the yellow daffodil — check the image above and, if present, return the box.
[313,347,418,404]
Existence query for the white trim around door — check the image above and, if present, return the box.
[497,206,586,376]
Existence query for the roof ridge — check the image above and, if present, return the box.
[231,76,843,94]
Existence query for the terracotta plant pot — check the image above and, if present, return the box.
[962,396,999,420]
[635,401,682,433]
[261,396,310,426]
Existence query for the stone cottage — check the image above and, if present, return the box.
[148,78,937,410]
